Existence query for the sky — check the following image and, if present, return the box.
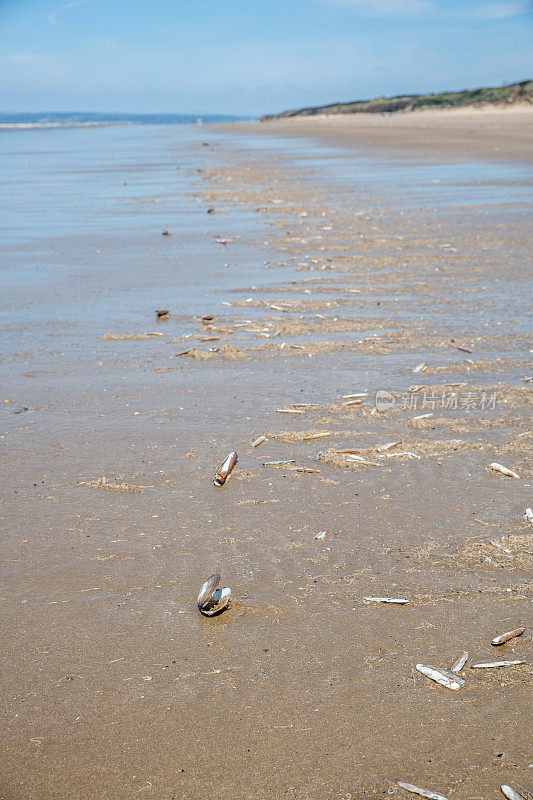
[0,0,532,116]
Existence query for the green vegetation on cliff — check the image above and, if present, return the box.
[261,80,532,121]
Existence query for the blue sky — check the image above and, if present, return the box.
[0,0,531,115]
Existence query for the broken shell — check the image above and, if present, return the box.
[450,651,468,673]
[489,462,520,479]
[470,660,525,668]
[416,664,462,690]
[501,788,523,800]
[363,597,409,605]
[251,435,267,448]
[197,573,220,607]
[214,451,238,486]
[524,508,533,525]
[397,781,448,800]
[199,587,231,616]
[377,441,400,452]
[491,627,525,646]
[314,531,327,540]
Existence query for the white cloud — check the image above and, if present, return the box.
[47,0,90,25]
[472,0,532,18]
[320,0,432,15]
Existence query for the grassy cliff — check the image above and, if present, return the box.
[261,80,532,121]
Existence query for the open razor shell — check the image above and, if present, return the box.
[199,586,231,616]
[197,573,220,608]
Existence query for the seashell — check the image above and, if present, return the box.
[252,435,267,448]
[343,399,363,406]
[416,664,462,690]
[524,508,533,525]
[342,393,368,399]
[412,413,433,421]
[491,627,525,646]
[450,651,468,673]
[213,452,238,486]
[386,451,420,459]
[363,597,409,604]
[302,431,332,441]
[377,441,400,452]
[397,781,448,800]
[314,531,327,539]
[200,587,231,616]
[197,573,220,607]
[155,309,169,317]
[197,573,231,616]
[347,455,381,467]
[424,665,465,686]
[489,462,520,479]
[470,660,525,668]
[501,787,524,800]
[413,363,428,373]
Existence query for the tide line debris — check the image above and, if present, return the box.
[450,652,468,673]
[470,660,525,669]
[491,627,525,646]
[213,452,238,486]
[396,781,449,800]
[363,597,409,605]
[501,787,524,800]
[415,664,463,691]
[197,573,231,617]
[489,462,520,479]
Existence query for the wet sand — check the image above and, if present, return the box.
[0,112,532,800]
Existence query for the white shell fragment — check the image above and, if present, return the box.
[415,664,462,690]
[489,462,520,479]
[251,435,267,448]
[397,781,449,800]
[386,451,421,459]
[314,531,327,540]
[413,363,428,373]
[524,508,533,525]
[197,574,231,617]
[491,627,525,646]
[412,413,433,421]
[377,441,400,452]
[363,597,409,604]
[501,787,523,800]
[471,660,525,669]
[450,651,468,673]
[346,455,381,467]
[342,393,368,399]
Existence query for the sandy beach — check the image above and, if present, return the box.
[0,108,531,800]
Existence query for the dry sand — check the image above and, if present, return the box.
[233,105,533,162]
[0,109,531,799]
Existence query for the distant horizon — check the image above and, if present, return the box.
[0,77,530,119]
